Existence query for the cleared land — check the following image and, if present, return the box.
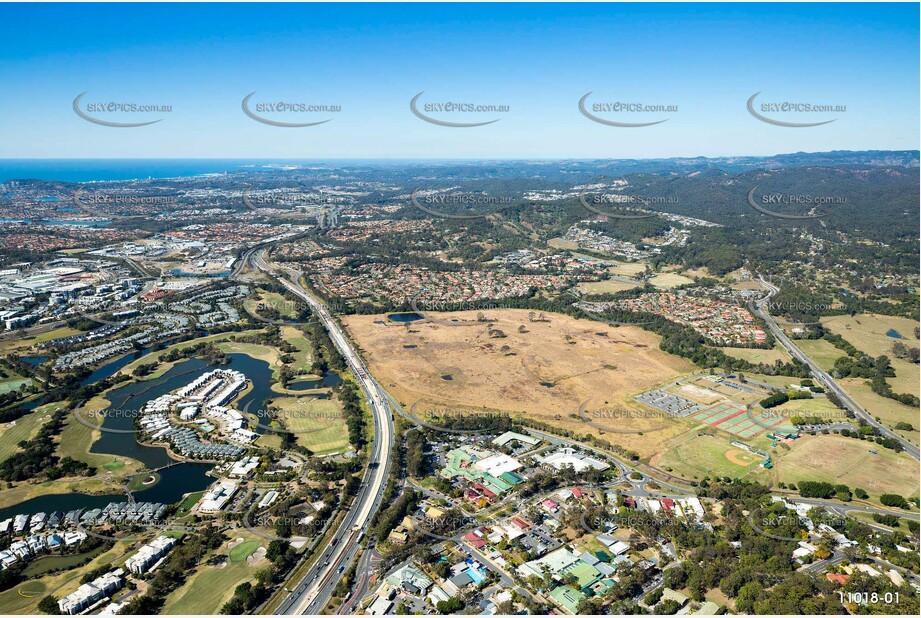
[813,313,919,443]
[753,434,919,499]
[770,395,850,420]
[821,313,920,398]
[344,309,696,457]
[795,339,843,372]
[718,343,791,365]
[576,278,641,294]
[838,377,919,446]
[648,272,694,288]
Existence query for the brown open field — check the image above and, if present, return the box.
[648,272,695,289]
[344,309,696,457]
[717,343,791,365]
[821,313,920,397]
[576,278,641,294]
[838,378,919,446]
[753,434,919,500]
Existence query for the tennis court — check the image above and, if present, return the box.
[690,403,787,438]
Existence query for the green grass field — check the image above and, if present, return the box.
[30,327,82,344]
[127,471,161,492]
[0,543,128,614]
[280,325,315,368]
[718,343,791,365]
[229,540,260,562]
[176,491,206,516]
[771,394,849,418]
[795,339,843,373]
[754,434,920,500]
[269,395,349,455]
[21,546,108,578]
[57,396,144,474]
[103,460,126,472]
[0,377,30,395]
[245,290,301,321]
[655,432,761,480]
[0,408,51,461]
[162,536,266,615]
[117,329,266,377]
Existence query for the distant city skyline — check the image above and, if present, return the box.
[1,2,918,159]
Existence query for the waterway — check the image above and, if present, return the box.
[92,353,274,467]
[0,464,213,520]
[79,348,152,386]
[2,353,275,518]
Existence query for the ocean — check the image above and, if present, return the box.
[0,159,308,183]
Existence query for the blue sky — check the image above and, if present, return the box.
[0,2,917,159]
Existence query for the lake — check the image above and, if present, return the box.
[0,353,278,518]
[92,353,274,467]
[0,463,213,520]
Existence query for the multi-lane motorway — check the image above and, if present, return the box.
[245,249,396,615]
[752,276,919,461]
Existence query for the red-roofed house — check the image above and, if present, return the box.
[472,483,496,500]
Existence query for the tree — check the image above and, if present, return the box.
[880,494,908,509]
[38,596,60,615]
[435,597,464,614]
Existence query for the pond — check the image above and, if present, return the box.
[286,370,343,390]
[388,312,424,323]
